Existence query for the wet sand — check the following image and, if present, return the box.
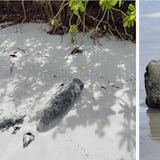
[0,23,135,160]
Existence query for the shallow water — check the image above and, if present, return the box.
[140,1,160,160]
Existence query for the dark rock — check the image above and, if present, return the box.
[70,45,83,55]
[38,78,83,130]
[12,126,21,134]
[0,115,25,131]
[145,60,160,107]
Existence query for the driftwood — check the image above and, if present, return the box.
[38,78,83,130]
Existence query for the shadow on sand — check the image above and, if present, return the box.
[0,24,135,158]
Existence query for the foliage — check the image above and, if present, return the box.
[99,0,122,10]
[51,18,59,27]
[69,0,89,15]
[69,0,89,43]
[123,3,136,28]
[68,0,136,43]
[0,0,136,42]
[69,24,78,43]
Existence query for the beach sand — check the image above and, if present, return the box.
[0,23,136,160]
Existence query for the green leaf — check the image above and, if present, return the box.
[128,4,135,11]
[50,18,58,27]
[99,0,120,10]
[118,0,122,7]
[69,24,78,34]
[69,0,88,15]
[69,24,78,43]
[111,0,118,7]
[123,3,136,28]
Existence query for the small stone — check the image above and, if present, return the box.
[100,85,106,90]
[70,45,83,55]
[23,132,35,148]
[0,115,25,131]
[12,126,21,134]
[53,75,57,78]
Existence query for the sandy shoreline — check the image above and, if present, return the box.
[0,23,135,160]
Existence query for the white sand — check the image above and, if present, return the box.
[0,23,135,160]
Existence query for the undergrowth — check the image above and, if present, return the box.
[0,0,136,43]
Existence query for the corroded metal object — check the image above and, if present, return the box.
[145,60,160,107]
[38,78,84,130]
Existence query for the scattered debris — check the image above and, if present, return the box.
[111,85,121,89]
[60,83,64,87]
[10,54,17,58]
[0,115,25,131]
[12,126,21,134]
[9,48,26,73]
[108,81,121,89]
[0,22,17,30]
[53,74,57,78]
[23,132,35,148]
[100,85,107,90]
[10,61,15,73]
[71,45,83,55]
